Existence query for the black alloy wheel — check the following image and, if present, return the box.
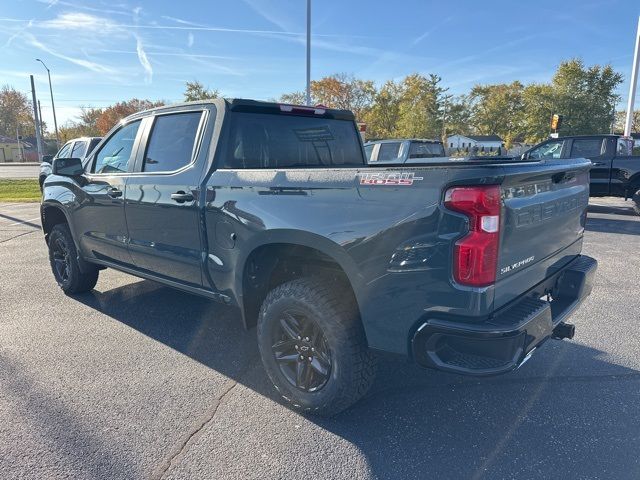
[271,309,332,392]
[52,236,71,283]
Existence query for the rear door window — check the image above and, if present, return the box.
[225,112,364,168]
[570,138,604,158]
[364,144,374,162]
[143,112,203,173]
[92,120,142,174]
[377,142,402,162]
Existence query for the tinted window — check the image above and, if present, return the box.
[87,138,101,156]
[364,144,374,161]
[378,142,402,161]
[71,141,87,158]
[408,142,445,158]
[93,120,141,174]
[225,112,364,168]
[56,142,73,159]
[143,112,202,172]
[528,140,564,160]
[570,138,603,158]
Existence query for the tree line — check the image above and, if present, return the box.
[0,60,632,150]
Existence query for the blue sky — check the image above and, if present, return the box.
[1,0,639,127]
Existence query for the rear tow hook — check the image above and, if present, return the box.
[552,322,575,340]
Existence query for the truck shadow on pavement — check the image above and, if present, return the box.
[586,215,640,236]
[76,280,640,479]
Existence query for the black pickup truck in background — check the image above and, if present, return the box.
[41,99,597,415]
[522,134,640,213]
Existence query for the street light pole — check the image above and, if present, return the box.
[624,16,640,137]
[36,59,60,148]
[305,0,311,106]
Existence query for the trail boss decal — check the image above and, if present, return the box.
[359,172,424,186]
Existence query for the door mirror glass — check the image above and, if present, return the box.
[53,157,84,176]
[42,155,53,164]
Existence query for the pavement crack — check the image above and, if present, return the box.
[153,380,238,480]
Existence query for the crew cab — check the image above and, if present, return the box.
[522,134,640,213]
[39,136,101,191]
[364,138,446,164]
[41,99,597,415]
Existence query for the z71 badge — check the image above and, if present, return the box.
[359,172,424,186]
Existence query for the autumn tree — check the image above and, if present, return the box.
[363,80,402,139]
[614,110,640,134]
[395,74,447,139]
[280,74,375,120]
[59,107,104,142]
[184,81,219,102]
[96,99,164,134]
[0,85,35,138]
[550,59,622,137]
[468,81,524,147]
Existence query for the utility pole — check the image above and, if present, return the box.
[30,75,44,161]
[624,16,640,137]
[36,59,60,148]
[305,0,311,106]
[38,100,45,141]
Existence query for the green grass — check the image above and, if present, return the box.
[0,179,41,202]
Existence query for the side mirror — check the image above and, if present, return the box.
[42,155,54,164]
[52,157,84,176]
[520,152,528,161]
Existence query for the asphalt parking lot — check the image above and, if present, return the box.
[1,197,639,479]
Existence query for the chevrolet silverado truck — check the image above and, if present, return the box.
[41,99,597,415]
[522,134,640,214]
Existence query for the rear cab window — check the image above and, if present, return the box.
[224,112,364,168]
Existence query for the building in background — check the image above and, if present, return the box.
[0,136,36,162]
[447,134,504,153]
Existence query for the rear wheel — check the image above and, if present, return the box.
[48,223,99,294]
[257,277,376,416]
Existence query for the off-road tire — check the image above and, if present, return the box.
[257,277,376,416]
[48,223,99,294]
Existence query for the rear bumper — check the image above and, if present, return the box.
[412,255,597,375]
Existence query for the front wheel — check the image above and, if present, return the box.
[48,223,99,294]
[257,277,376,416]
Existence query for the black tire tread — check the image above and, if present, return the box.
[632,189,640,216]
[257,276,376,416]
[48,223,99,294]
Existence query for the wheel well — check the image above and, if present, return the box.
[242,243,358,329]
[41,206,68,241]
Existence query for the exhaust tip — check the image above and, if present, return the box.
[552,322,575,340]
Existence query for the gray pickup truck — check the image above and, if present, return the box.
[41,99,597,415]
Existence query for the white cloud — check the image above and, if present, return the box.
[38,12,119,32]
[24,32,115,74]
[135,35,153,84]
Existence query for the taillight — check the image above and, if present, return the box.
[444,185,501,287]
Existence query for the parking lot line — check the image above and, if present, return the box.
[4,216,41,227]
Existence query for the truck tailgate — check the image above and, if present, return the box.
[494,158,591,310]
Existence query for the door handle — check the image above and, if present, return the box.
[107,187,122,198]
[592,162,606,166]
[171,191,194,203]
